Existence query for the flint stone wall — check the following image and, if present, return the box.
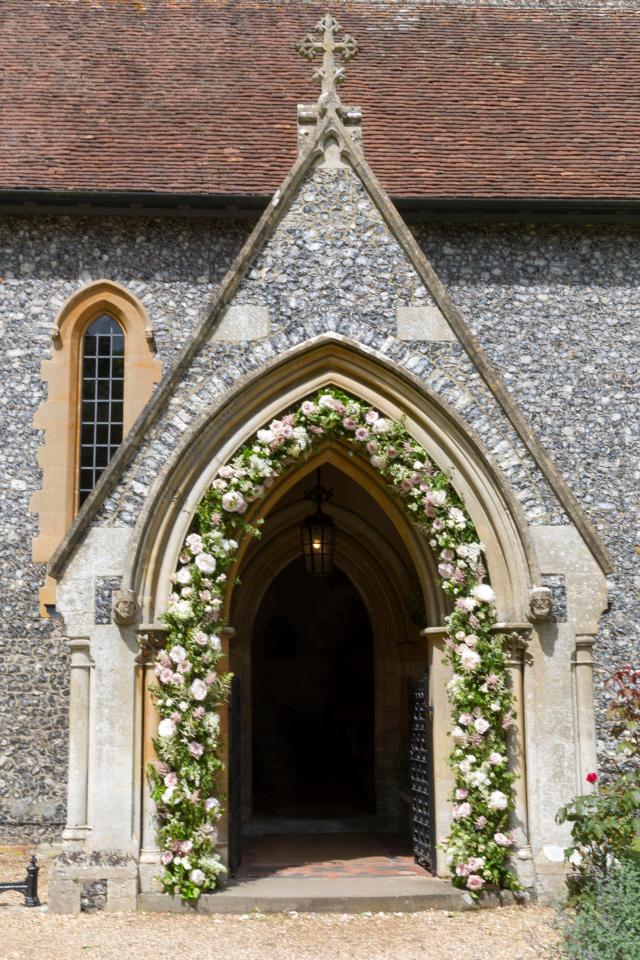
[0,189,637,839]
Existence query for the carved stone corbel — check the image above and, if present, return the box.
[112,588,141,627]
[527,586,554,623]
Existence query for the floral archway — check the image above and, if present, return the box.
[149,388,518,900]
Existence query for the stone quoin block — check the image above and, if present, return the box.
[211,304,270,342]
[396,305,456,342]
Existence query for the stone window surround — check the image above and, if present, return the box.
[30,280,162,612]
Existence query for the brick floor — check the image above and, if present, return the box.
[236,833,429,880]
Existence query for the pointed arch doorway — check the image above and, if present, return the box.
[228,454,441,876]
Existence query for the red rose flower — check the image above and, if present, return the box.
[586,772,598,784]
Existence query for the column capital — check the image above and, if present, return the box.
[135,624,169,664]
[68,636,92,668]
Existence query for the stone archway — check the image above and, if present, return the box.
[51,334,608,910]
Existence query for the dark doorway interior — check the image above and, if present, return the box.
[252,558,375,820]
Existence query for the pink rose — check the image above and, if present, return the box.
[189,741,204,758]
[494,833,512,847]
[453,802,472,819]
[161,851,173,865]
[474,717,490,735]
[466,875,485,891]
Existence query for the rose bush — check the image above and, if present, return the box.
[148,388,517,900]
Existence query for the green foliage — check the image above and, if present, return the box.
[552,858,640,960]
[556,664,640,900]
[557,775,640,894]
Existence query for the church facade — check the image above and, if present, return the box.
[0,1,637,912]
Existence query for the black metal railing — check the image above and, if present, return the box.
[0,856,40,907]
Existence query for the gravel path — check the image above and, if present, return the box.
[0,904,556,960]
[0,850,557,960]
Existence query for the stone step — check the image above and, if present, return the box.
[138,877,510,915]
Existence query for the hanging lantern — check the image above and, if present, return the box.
[301,469,335,576]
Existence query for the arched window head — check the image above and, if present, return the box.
[79,314,125,506]
[32,281,162,612]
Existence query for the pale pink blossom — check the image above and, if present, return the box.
[466,875,485,891]
[494,833,513,847]
[459,647,482,671]
[189,741,204,758]
[452,802,472,819]
[455,596,477,612]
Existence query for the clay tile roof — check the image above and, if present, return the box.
[1,0,640,200]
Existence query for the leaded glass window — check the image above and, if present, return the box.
[78,315,125,506]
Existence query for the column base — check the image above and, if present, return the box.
[62,825,92,846]
[48,851,139,914]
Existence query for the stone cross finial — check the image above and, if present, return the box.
[296,14,359,115]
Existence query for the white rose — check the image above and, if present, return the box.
[468,770,489,788]
[318,394,342,410]
[195,553,216,574]
[370,455,386,470]
[169,645,187,663]
[488,790,508,811]
[473,583,496,604]
[175,566,192,585]
[459,647,481,672]
[451,726,466,745]
[157,718,176,738]
[209,635,222,652]
[190,679,208,701]
[190,868,206,886]
[426,489,447,507]
[488,752,504,765]
[473,717,490,734]
[169,600,193,620]
[372,418,391,434]
[221,490,248,514]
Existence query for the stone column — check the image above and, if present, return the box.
[62,637,92,845]
[420,626,452,876]
[136,626,168,875]
[573,635,598,789]
[498,625,535,886]
[217,626,236,866]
